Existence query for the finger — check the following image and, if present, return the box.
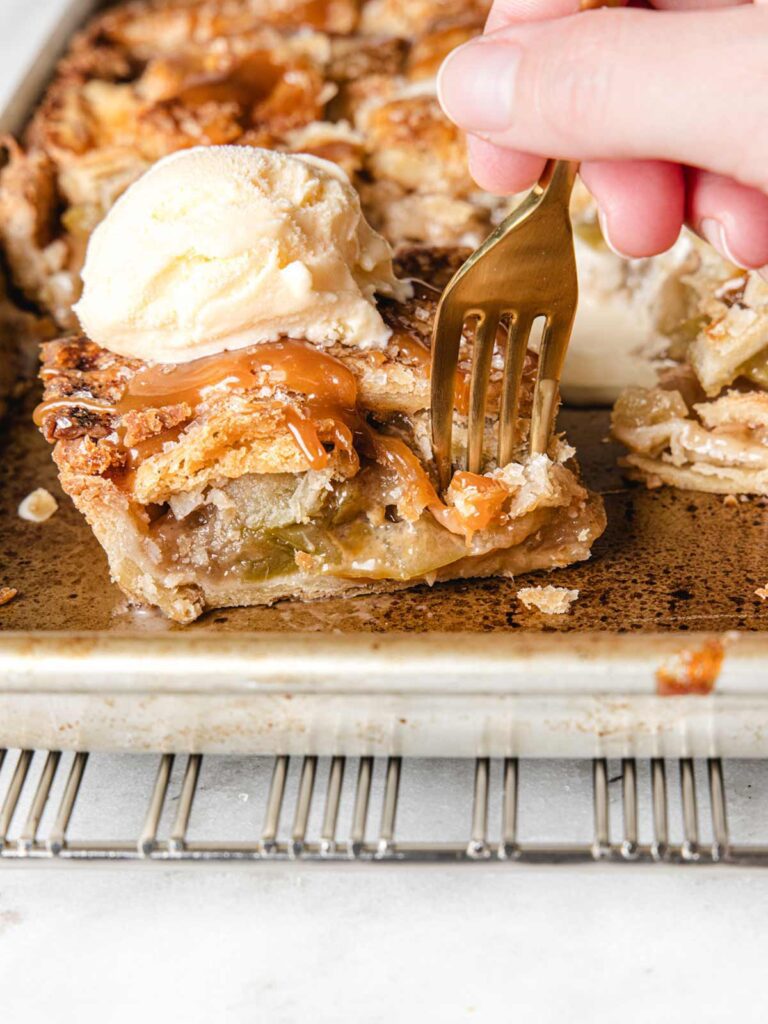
[485,0,584,33]
[438,6,768,193]
[476,1,583,196]
[467,135,546,193]
[580,160,685,256]
[686,169,768,269]
[650,0,749,8]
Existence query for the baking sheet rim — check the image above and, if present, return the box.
[0,629,763,695]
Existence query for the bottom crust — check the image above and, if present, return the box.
[64,469,606,623]
[620,452,768,495]
[612,385,768,495]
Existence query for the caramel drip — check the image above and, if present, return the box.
[437,472,508,534]
[372,434,443,513]
[392,331,430,370]
[119,341,361,473]
[454,370,471,416]
[154,51,284,109]
[117,340,357,413]
[33,396,117,426]
[36,340,496,527]
[283,407,330,470]
[370,435,505,537]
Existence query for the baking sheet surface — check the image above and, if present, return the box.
[2,390,767,636]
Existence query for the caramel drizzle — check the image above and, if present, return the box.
[390,330,470,416]
[33,396,117,423]
[35,339,502,532]
[35,341,360,472]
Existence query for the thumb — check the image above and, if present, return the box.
[438,5,768,194]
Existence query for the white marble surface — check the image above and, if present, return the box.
[1,2,768,1020]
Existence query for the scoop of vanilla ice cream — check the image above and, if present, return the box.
[74,146,410,363]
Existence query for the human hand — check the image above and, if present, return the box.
[437,0,768,274]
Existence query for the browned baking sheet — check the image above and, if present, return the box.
[1,0,766,640]
[2,382,767,635]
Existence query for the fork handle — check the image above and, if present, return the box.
[528,160,579,456]
[535,159,579,206]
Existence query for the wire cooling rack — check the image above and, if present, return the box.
[0,749,766,865]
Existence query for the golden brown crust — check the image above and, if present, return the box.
[362,95,472,196]
[131,399,360,504]
[358,0,490,36]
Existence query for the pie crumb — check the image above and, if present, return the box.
[18,488,58,522]
[517,585,579,615]
[723,494,739,508]
[0,587,18,607]
[645,474,663,490]
[756,586,768,601]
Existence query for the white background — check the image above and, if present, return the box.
[1,2,768,1020]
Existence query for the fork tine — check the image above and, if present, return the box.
[530,316,574,455]
[498,312,533,467]
[467,311,498,473]
[430,300,466,492]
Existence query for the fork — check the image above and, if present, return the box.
[430,159,579,491]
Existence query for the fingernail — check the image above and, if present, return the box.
[437,40,520,133]
[699,218,748,269]
[597,209,630,259]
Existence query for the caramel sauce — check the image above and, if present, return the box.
[454,370,471,416]
[372,434,442,513]
[392,331,430,370]
[283,407,331,470]
[117,340,357,413]
[33,396,116,426]
[36,340,506,530]
[436,472,508,535]
[656,640,724,696]
[117,340,361,473]
[149,51,284,109]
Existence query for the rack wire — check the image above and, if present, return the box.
[0,749,765,865]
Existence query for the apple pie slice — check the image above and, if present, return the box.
[612,243,768,494]
[35,245,604,623]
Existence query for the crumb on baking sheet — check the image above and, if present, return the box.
[18,487,57,522]
[756,585,768,600]
[723,494,739,508]
[0,587,18,607]
[656,640,724,696]
[517,585,579,615]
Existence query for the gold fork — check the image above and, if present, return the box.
[430,159,579,492]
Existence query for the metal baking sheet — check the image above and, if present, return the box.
[2,0,768,757]
[4,391,768,756]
